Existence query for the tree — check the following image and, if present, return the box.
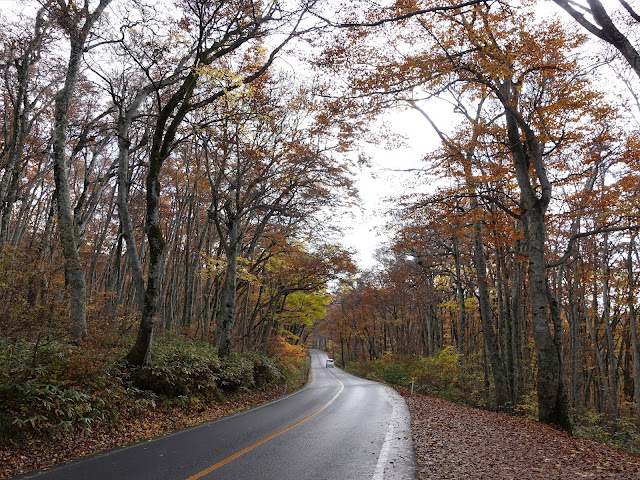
[125,0,321,365]
[411,98,515,408]
[316,0,633,428]
[199,75,353,356]
[50,0,113,342]
[552,0,640,79]
[0,7,54,245]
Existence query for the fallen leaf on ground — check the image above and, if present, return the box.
[394,386,640,480]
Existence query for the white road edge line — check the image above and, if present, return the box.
[324,368,346,408]
[372,394,399,480]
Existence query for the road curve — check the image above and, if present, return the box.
[15,350,415,480]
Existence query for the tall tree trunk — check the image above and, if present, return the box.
[497,250,513,386]
[216,218,240,357]
[125,147,166,365]
[567,269,582,411]
[452,235,466,356]
[86,188,116,293]
[527,200,571,429]
[182,197,194,327]
[504,102,571,430]
[584,292,609,413]
[510,243,525,404]
[116,112,146,309]
[602,232,619,418]
[473,217,512,408]
[0,8,48,244]
[125,51,200,366]
[51,0,112,342]
[52,47,87,342]
[626,236,640,424]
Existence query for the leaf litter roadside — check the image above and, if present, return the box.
[394,387,640,480]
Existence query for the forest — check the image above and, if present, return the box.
[313,0,640,435]
[1,0,640,461]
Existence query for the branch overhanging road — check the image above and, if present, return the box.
[15,350,415,480]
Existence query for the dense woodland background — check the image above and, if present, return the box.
[2,0,640,452]
[312,0,640,435]
[0,0,357,354]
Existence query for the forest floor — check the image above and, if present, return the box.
[395,386,640,479]
[0,383,297,479]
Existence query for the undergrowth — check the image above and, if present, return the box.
[346,346,485,406]
[573,411,640,456]
[0,335,307,445]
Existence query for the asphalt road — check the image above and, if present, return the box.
[16,350,415,480]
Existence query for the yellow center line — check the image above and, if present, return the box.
[185,365,345,480]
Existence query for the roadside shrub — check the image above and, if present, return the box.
[134,336,221,397]
[383,359,410,385]
[0,333,308,444]
[573,412,640,456]
[346,354,413,386]
[414,346,462,392]
[267,337,308,386]
[251,353,284,389]
[131,336,294,396]
[2,376,97,435]
[0,338,120,443]
[219,353,254,391]
[346,347,474,404]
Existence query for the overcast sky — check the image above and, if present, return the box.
[341,107,441,269]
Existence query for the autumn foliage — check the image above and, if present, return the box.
[3,0,640,469]
[308,0,640,440]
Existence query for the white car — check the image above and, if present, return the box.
[325,359,335,368]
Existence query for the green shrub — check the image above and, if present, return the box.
[382,361,409,385]
[219,353,254,391]
[131,337,292,396]
[346,347,476,404]
[0,339,116,442]
[251,353,284,389]
[134,336,221,397]
[573,412,640,456]
[414,346,462,391]
[0,334,305,444]
[3,376,97,434]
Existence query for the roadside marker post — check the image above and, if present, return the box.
[410,377,415,394]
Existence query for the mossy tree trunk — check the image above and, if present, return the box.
[216,217,240,358]
[51,0,112,343]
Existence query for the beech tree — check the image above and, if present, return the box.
[312,0,640,428]
[48,0,113,342]
[125,0,321,365]
[5,0,640,434]
[197,74,352,356]
[551,0,640,79]
[0,7,54,246]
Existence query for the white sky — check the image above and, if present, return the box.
[340,107,441,269]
